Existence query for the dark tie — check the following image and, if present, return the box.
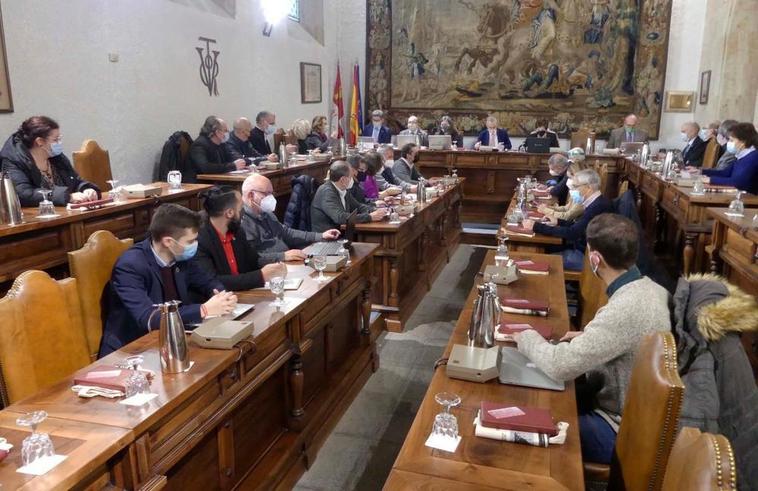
[159,266,179,301]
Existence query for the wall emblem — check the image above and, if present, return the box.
[196,36,220,96]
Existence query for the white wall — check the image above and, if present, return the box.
[0,0,340,184]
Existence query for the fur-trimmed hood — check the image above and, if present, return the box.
[686,273,758,341]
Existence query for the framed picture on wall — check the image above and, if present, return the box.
[699,70,711,105]
[300,62,322,104]
[664,91,694,113]
[0,3,13,113]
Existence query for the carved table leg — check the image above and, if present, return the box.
[389,257,399,308]
[683,232,696,277]
[418,231,427,273]
[654,204,664,251]
[288,356,305,431]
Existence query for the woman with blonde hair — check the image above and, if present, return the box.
[287,119,311,154]
[304,115,332,153]
[538,160,589,221]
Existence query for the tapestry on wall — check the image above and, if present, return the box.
[365,0,672,138]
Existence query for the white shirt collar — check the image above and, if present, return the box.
[737,146,755,159]
[150,242,174,267]
[583,191,601,208]
[332,180,347,197]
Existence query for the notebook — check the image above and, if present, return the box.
[513,259,550,275]
[497,347,565,392]
[504,225,535,238]
[500,298,550,316]
[496,322,552,341]
[73,366,153,392]
[480,401,558,436]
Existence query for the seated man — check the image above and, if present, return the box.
[431,115,463,148]
[224,117,278,166]
[250,111,276,156]
[523,169,612,271]
[529,118,560,148]
[513,213,671,464]
[606,113,649,149]
[188,116,246,181]
[311,161,388,233]
[376,145,416,193]
[195,186,286,293]
[546,153,570,205]
[100,203,238,357]
[393,143,425,186]
[475,116,512,150]
[398,115,429,147]
[240,174,339,264]
[362,109,392,144]
[681,121,707,167]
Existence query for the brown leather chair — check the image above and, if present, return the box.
[571,128,591,150]
[0,271,91,405]
[584,331,685,490]
[701,138,720,170]
[578,252,608,328]
[661,427,737,490]
[590,161,609,195]
[72,139,113,193]
[68,230,133,361]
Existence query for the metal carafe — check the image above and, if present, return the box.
[148,300,191,374]
[468,282,500,348]
[278,143,287,169]
[0,170,23,225]
[416,177,427,204]
[338,137,346,156]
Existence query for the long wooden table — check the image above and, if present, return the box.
[416,150,624,225]
[0,183,209,286]
[1,243,379,490]
[354,182,462,332]
[387,250,582,490]
[623,160,758,275]
[501,194,562,253]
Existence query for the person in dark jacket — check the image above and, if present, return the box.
[430,115,463,148]
[99,203,237,357]
[377,145,415,193]
[528,118,560,149]
[680,121,707,167]
[475,116,512,150]
[194,186,285,295]
[362,109,392,144]
[187,116,246,182]
[546,153,570,205]
[311,161,388,233]
[393,143,425,186]
[702,122,758,194]
[224,117,278,166]
[251,111,276,156]
[523,168,613,271]
[304,115,332,153]
[0,115,100,206]
[154,131,192,182]
[283,174,316,231]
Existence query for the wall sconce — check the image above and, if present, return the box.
[261,0,294,37]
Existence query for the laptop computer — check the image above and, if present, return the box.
[498,346,565,391]
[303,210,357,256]
[395,134,419,148]
[620,142,644,155]
[428,134,452,150]
[525,136,551,154]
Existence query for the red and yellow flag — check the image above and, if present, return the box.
[348,63,363,145]
[331,64,344,139]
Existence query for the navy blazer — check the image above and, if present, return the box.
[682,136,707,167]
[99,238,223,357]
[533,194,613,252]
[362,125,392,144]
[250,127,272,155]
[549,172,570,206]
[703,149,758,194]
[476,128,512,149]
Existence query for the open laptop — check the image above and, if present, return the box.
[395,134,419,148]
[498,346,565,391]
[620,142,645,155]
[428,134,452,150]
[303,210,358,256]
[525,136,551,154]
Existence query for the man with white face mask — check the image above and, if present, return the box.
[240,174,339,265]
[398,115,429,147]
[680,121,706,167]
[714,119,738,170]
[374,145,416,193]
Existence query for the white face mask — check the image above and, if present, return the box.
[549,169,560,177]
[259,194,277,213]
[698,129,710,141]
[384,159,394,168]
[346,177,354,189]
[681,132,689,142]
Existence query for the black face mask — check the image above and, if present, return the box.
[356,170,367,182]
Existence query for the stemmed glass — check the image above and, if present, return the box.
[36,189,56,218]
[313,255,328,282]
[106,179,124,203]
[118,355,149,397]
[16,411,55,466]
[269,276,286,307]
[727,191,745,217]
[432,392,461,439]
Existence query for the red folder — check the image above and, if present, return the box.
[527,211,545,219]
[73,365,152,392]
[513,259,550,275]
[480,401,558,436]
[498,322,552,339]
[504,225,535,237]
[500,297,550,316]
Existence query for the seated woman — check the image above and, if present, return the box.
[289,119,312,155]
[538,161,589,222]
[701,122,758,194]
[345,154,375,208]
[0,116,100,206]
[304,115,332,153]
[430,115,463,148]
[362,152,403,201]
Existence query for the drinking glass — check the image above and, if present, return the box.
[106,179,125,203]
[691,176,705,195]
[727,191,745,217]
[431,392,461,439]
[167,170,182,190]
[36,189,55,218]
[16,411,54,466]
[120,355,149,397]
[338,240,351,267]
[313,255,328,282]
[389,207,401,224]
[752,213,758,230]
[495,235,509,266]
[269,276,286,307]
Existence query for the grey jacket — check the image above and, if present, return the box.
[240,206,319,264]
[715,150,737,170]
[606,127,649,149]
[392,158,423,186]
[310,181,373,233]
[398,129,429,147]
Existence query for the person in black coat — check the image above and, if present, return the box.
[194,186,285,295]
[430,115,463,148]
[681,122,707,167]
[0,115,100,206]
[187,116,246,182]
[251,111,276,155]
[546,153,571,205]
[529,119,560,149]
[224,117,277,166]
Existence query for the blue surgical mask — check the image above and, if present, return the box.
[726,141,737,154]
[48,141,64,157]
[172,239,198,261]
[266,125,277,135]
[698,129,710,141]
[569,189,583,204]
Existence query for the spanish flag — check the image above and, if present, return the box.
[331,64,344,139]
[348,63,362,145]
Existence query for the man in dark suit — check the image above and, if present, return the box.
[392,143,425,186]
[250,111,276,156]
[362,109,392,144]
[475,116,512,150]
[224,117,278,166]
[529,118,560,149]
[523,169,613,271]
[194,186,285,295]
[99,204,238,357]
[311,161,387,233]
[187,116,246,182]
[546,153,571,205]
[681,121,707,167]
[606,114,649,149]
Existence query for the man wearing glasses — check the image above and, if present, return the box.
[224,117,278,166]
[240,174,340,264]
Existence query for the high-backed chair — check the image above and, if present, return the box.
[578,253,608,328]
[661,427,737,490]
[0,271,91,405]
[701,138,720,170]
[571,128,591,150]
[72,139,113,193]
[68,230,133,361]
[584,331,685,490]
[592,161,609,195]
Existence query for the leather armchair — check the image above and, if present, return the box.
[661,427,737,490]
[72,139,114,194]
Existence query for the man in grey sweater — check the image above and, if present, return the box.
[513,213,671,464]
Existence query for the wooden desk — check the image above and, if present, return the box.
[354,182,462,332]
[0,183,209,286]
[416,150,623,224]
[0,411,132,491]
[4,243,379,490]
[388,251,582,490]
[624,160,758,275]
[500,196,562,253]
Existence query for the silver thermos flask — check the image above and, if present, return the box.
[0,170,23,225]
[416,177,427,204]
[278,143,288,168]
[468,282,500,348]
[148,300,191,374]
